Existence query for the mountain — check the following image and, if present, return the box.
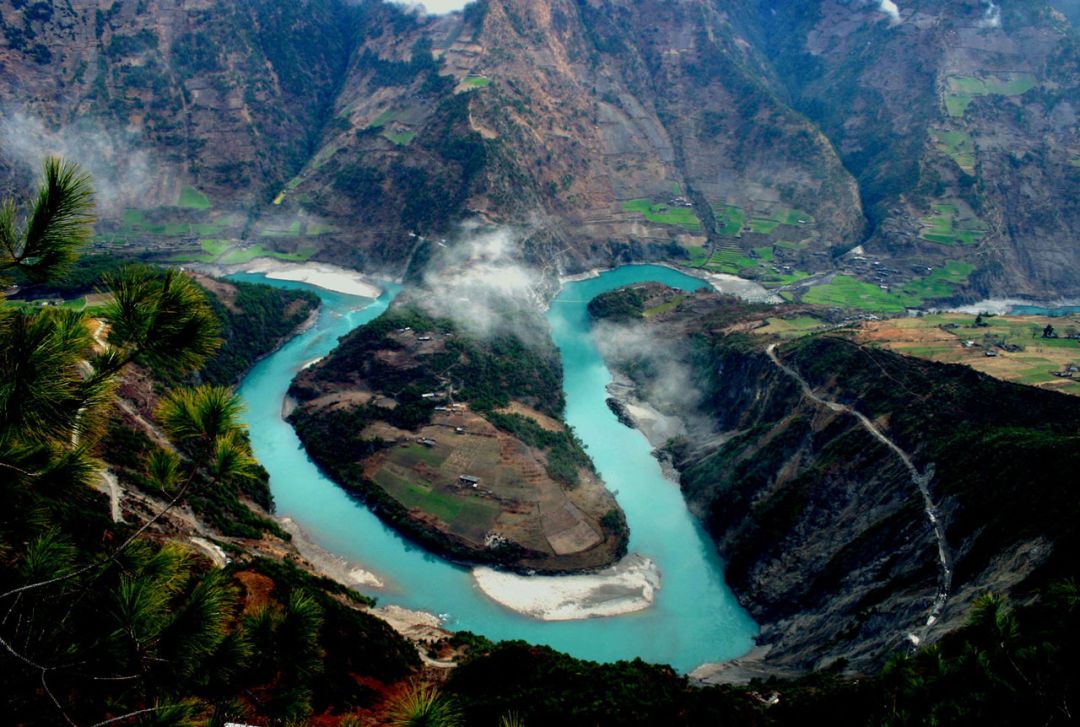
[590,283,1080,676]
[2,0,1077,298]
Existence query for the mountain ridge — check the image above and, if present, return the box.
[1,0,1078,297]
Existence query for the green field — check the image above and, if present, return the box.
[121,208,239,238]
[945,74,1037,117]
[374,469,462,522]
[688,246,709,267]
[168,238,231,263]
[261,220,303,237]
[369,109,396,128]
[756,316,829,338]
[703,247,757,274]
[803,261,974,312]
[921,203,986,245]
[902,260,976,299]
[396,443,449,469]
[644,295,687,318]
[307,222,337,236]
[461,76,491,88]
[383,130,416,146]
[219,245,316,265]
[759,269,812,287]
[932,129,976,173]
[373,461,498,534]
[746,207,811,236]
[804,275,916,312]
[748,218,780,234]
[177,186,211,210]
[713,205,745,236]
[621,199,702,231]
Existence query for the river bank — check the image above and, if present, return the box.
[948,296,1080,315]
[472,554,661,621]
[559,261,781,303]
[235,265,757,671]
[200,258,383,298]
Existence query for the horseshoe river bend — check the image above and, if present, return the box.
[231,265,758,672]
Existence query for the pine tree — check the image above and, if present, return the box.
[0,159,258,724]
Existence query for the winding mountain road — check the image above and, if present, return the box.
[765,343,953,640]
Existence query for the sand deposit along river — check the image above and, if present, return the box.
[231,266,757,671]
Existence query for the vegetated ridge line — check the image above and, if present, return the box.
[764,344,952,640]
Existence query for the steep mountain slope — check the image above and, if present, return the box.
[282,0,864,273]
[0,0,352,206]
[1,0,1078,296]
[726,0,1080,297]
[591,284,1080,675]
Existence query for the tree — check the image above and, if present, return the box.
[0,159,258,724]
[1043,324,1056,339]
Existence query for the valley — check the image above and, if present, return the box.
[3,0,1079,299]
[3,0,1080,723]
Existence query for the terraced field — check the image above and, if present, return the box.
[802,262,974,312]
[944,73,1037,117]
[921,203,986,245]
[621,199,702,231]
[931,129,976,173]
[854,313,1080,396]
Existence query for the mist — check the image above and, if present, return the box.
[0,108,158,213]
[981,1,1002,28]
[592,320,713,438]
[417,223,550,346]
[393,0,470,15]
[879,0,901,22]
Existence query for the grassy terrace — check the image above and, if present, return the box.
[219,245,315,265]
[932,129,976,173]
[945,73,1037,117]
[853,312,1080,396]
[713,205,745,236]
[755,315,830,339]
[802,261,974,313]
[169,240,316,264]
[383,130,416,145]
[119,208,241,238]
[177,186,211,209]
[621,198,702,231]
[921,203,986,245]
[461,75,491,89]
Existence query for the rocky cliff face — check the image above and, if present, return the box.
[723,0,1080,297]
[1,0,1078,296]
[0,0,352,206]
[591,285,1080,676]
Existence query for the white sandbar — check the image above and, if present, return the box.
[472,553,661,621]
[243,260,382,299]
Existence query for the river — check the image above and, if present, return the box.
[231,265,757,672]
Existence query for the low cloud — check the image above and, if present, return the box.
[417,223,549,344]
[592,320,713,437]
[879,0,901,22]
[0,108,156,212]
[980,1,1002,28]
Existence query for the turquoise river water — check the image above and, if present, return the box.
[232,265,757,672]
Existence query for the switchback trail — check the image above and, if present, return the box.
[765,344,953,640]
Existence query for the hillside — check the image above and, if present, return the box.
[288,299,629,573]
[2,0,1077,298]
[590,284,1080,676]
